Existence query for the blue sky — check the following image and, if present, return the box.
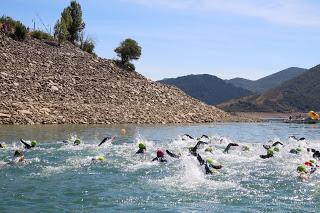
[2,0,320,80]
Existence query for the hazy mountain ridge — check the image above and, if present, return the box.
[219,65,320,112]
[226,67,307,93]
[159,74,253,105]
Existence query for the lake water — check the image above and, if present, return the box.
[1,122,320,212]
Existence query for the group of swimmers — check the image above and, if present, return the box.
[1,133,318,180]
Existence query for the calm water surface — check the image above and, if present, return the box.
[1,122,320,212]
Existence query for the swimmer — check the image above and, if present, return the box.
[182,134,194,140]
[263,141,283,150]
[307,148,320,160]
[0,143,6,148]
[20,139,38,149]
[74,139,81,146]
[98,136,116,146]
[289,147,302,154]
[223,143,239,153]
[166,150,181,159]
[197,135,209,141]
[196,154,222,174]
[205,146,214,153]
[152,149,167,162]
[91,155,106,163]
[290,136,306,141]
[260,149,274,159]
[189,141,208,156]
[12,150,25,163]
[136,143,146,154]
[297,165,309,181]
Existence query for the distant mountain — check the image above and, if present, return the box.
[219,65,320,112]
[226,67,307,93]
[159,74,252,105]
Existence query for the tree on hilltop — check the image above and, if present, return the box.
[114,38,142,71]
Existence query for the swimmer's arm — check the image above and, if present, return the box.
[272,141,283,147]
[166,150,180,159]
[152,157,158,162]
[20,139,32,149]
[223,143,239,153]
[210,165,223,170]
[197,154,205,165]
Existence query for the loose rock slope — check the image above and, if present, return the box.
[0,33,235,124]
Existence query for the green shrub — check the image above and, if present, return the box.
[13,21,27,41]
[31,30,53,40]
[81,38,95,54]
[0,16,28,41]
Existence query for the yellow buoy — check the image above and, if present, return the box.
[120,128,126,135]
[308,111,319,120]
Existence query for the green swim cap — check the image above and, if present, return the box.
[31,140,38,147]
[74,139,81,145]
[297,165,307,173]
[97,156,106,161]
[310,160,316,164]
[207,158,214,165]
[242,145,250,151]
[138,143,146,150]
[273,147,280,152]
[296,148,302,152]
[267,149,274,156]
[205,146,213,152]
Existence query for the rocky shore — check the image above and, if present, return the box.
[0,33,246,125]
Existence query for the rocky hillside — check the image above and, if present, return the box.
[219,65,320,112]
[0,33,237,124]
[226,67,306,93]
[159,74,252,105]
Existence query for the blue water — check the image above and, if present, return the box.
[1,122,320,212]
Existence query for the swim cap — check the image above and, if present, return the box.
[120,128,126,135]
[74,139,81,145]
[296,148,302,152]
[207,158,214,165]
[310,159,316,164]
[205,147,213,152]
[242,145,250,151]
[267,149,274,156]
[31,140,38,147]
[273,147,280,152]
[97,156,106,161]
[138,143,146,150]
[157,149,165,158]
[297,165,307,173]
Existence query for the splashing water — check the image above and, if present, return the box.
[1,123,320,212]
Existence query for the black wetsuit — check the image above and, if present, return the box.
[196,154,222,174]
[152,157,167,162]
[290,136,305,141]
[197,135,209,140]
[136,148,145,154]
[189,141,208,156]
[166,150,180,159]
[20,139,33,149]
[263,141,283,150]
[260,154,273,159]
[183,134,194,140]
[0,143,4,148]
[308,148,320,160]
[223,143,239,153]
[98,137,112,146]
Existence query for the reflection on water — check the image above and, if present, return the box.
[0,122,320,212]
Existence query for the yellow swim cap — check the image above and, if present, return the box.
[97,156,106,161]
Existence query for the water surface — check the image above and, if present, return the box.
[1,122,320,212]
